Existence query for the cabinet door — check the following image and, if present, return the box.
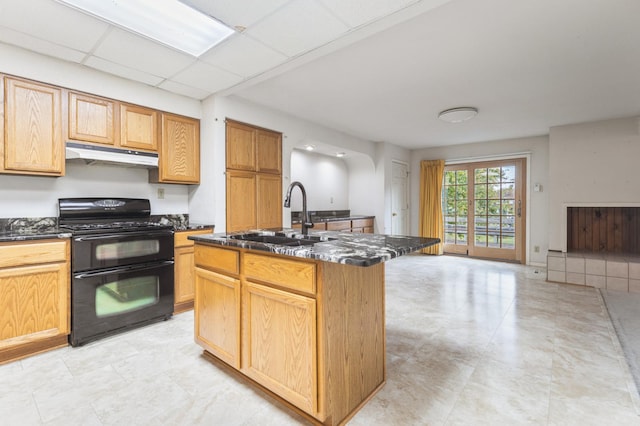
[256,173,282,229]
[226,120,256,171]
[195,267,240,369]
[242,281,317,415]
[158,113,200,183]
[256,129,281,174]
[68,92,116,145]
[0,263,69,346]
[120,104,158,151]
[174,245,195,308]
[3,77,63,175]
[226,171,257,232]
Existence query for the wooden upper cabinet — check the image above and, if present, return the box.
[226,120,256,171]
[2,77,64,176]
[225,119,283,232]
[226,170,257,232]
[68,92,116,146]
[120,103,158,151]
[257,173,282,229]
[256,129,282,174]
[154,113,200,184]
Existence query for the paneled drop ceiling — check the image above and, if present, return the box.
[1,0,640,148]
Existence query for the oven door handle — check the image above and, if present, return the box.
[74,260,174,279]
[74,230,173,242]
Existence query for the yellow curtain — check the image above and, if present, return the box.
[419,159,445,255]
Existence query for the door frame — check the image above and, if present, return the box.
[444,153,531,264]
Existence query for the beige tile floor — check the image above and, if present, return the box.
[2,254,640,425]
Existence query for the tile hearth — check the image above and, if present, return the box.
[548,251,640,292]
[1,255,639,424]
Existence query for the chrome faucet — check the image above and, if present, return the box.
[284,181,314,235]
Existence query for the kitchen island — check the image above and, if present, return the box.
[190,229,439,425]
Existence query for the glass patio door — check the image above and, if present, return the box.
[443,159,526,263]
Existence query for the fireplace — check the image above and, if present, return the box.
[547,206,640,293]
[566,207,640,255]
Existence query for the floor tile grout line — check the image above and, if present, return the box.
[595,289,640,416]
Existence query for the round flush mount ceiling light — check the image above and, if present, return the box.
[305,144,316,151]
[438,107,478,123]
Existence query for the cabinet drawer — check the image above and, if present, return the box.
[0,240,67,268]
[194,245,239,275]
[352,218,373,229]
[244,253,316,295]
[175,229,212,247]
[326,220,351,231]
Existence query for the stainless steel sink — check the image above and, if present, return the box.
[228,233,336,246]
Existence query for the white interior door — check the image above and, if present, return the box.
[391,161,409,235]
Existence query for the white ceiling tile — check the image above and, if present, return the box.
[0,0,108,52]
[0,28,86,63]
[181,0,291,28]
[84,56,164,86]
[93,28,195,78]
[319,0,416,27]
[199,34,288,78]
[245,0,350,57]
[171,61,243,93]
[157,80,212,100]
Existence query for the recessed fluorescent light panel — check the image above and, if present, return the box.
[57,0,234,57]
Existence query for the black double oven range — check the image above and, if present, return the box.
[59,198,174,347]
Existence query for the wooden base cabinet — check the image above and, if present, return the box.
[173,229,213,313]
[195,267,241,369]
[194,243,385,425]
[243,281,318,414]
[0,239,70,364]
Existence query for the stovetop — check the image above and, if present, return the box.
[59,220,173,235]
[58,197,173,235]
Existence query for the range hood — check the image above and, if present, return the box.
[65,142,158,168]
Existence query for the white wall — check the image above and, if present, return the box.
[346,154,379,230]
[190,95,380,229]
[290,150,349,211]
[548,116,640,251]
[0,45,200,218]
[0,163,188,217]
[410,135,549,265]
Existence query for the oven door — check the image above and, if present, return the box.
[72,230,174,271]
[70,260,174,346]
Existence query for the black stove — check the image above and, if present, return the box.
[59,197,175,346]
[58,198,172,234]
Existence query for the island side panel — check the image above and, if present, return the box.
[319,261,385,424]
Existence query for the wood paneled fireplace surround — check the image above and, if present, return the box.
[548,207,640,292]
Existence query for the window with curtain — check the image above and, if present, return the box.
[419,159,445,255]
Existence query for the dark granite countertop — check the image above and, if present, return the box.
[189,229,439,267]
[0,228,72,242]
[0,215,213,242]
[175,223,215,232]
